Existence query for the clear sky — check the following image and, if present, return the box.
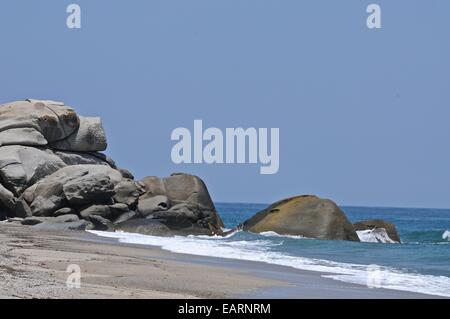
[0,1,449,208]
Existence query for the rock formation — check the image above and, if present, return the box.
[0,99,224,236]
[0,99,401,242]
[240,195,360,241]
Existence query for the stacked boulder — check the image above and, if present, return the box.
[0,99,224,235]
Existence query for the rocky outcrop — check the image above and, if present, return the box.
[353,219,401,243]
[241,195,360,241]
[115,173,225,236]
[1,98,400,241]
[0,99,225,236]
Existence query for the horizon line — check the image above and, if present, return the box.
[214,201,450,211]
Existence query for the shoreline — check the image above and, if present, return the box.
[0,223,443,299]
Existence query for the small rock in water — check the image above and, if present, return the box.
[353,219,401,243]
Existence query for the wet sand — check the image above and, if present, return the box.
[0,223,440,299]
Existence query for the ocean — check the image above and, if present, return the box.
[91,203,450,297]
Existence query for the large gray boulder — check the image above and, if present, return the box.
[53,150,112,167]
[137,195,169,216]
[63,173,115,205]
[86,214,114,231]
[22,165,123,216]
[50,116,107,152]
[53,207,76,217]
[130,173,224,235]
[0,183,16,210]
[0,99,106,152]
[0,145,66,194]
[0,100,78,146]
[113,211,138,225]
[113,179,144,207]
[79,205,112,219]
[14,198,32,218]
[0,146,115,198]
[0,127,47,147]
[241,195,360,241]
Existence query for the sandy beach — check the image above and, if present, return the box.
[0,223,441,299]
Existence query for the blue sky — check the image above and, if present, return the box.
[0,1,449,208]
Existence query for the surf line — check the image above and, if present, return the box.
[171,120,280,175]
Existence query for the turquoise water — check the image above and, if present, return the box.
[216,203,450,278]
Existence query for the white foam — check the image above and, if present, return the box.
[443,230,450,241]
[357,228,398,243]
[259,231,308,240]
[89,230,450,297]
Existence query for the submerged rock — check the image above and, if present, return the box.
[353,219,401,243]
[356,228,397,243]
[241,195,360,241]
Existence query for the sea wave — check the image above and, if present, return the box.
[356,229,397,243]
[402,230,450,244]
[443,230,450,241]
[89,230,450,297]
[259,231,308,240]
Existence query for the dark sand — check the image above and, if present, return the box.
[0,222,441,299]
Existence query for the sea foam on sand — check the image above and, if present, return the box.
[89,230,450,298]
